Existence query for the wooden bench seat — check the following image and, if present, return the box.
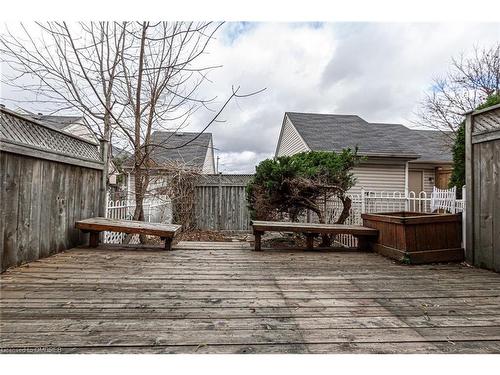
[251,220,378,251]
[75,217,181,250]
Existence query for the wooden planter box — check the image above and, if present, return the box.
[361,211,463,264]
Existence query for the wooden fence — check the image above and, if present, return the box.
[465,103,500,272]
[0,107,104,272]
[194,174,253,231]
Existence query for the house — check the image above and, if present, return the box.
[122,131,216,200]
[19,110,96,143]
[275,112,453,195]
[144,131,215,174]
[16,108,121,184]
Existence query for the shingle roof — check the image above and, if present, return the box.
[111,145,132,160]
[143,131,213,169]
[372,125,453,163]
[25,114,84,130]
[286,112,452,162]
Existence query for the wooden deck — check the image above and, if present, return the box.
[1,241,500,354]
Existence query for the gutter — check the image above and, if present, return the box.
[357,152,420,159]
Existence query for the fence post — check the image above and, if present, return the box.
[464,112,474,263]
[361,188,366,214]
[218,172,222,230]
[99,138,109,218]
[126,172,131,207]
[462,185,466,249]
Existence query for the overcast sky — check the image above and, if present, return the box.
[1,22,499,173]
[185,22,499,173]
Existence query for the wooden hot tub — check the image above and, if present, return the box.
[361,211,463,264]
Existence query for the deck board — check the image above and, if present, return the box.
[1,241,500,353]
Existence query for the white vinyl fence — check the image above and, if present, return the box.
[310,187,466,248]
[105,197,172,244]
[105,186,465,248]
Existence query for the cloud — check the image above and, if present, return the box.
[2,22,499,173]
[190,22,499,172]
[217,151,273,174]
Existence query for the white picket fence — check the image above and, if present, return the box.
[105,197,172,244]
[314,187,465,247]
[105,186,465,247]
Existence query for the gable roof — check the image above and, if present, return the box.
[133,131,213,169]
[284,112,452,163]
[371,124,453,163]
[111,145,132,160]
[24,114,84,130]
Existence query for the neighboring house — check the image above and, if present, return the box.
[0,105,102,166]
[20,110,97,143]
[112,145,133,161]
[123,131,216,200]
[17,108,120,185]
[275,112,453,195]
[145,131,215,174]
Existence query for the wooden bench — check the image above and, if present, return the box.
[75,218,181,250]
[251,220,379,251]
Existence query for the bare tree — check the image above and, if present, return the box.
[415,43,499,137]
[1,22,125,141]
[1,22,262,230]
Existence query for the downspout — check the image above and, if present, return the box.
[126,172,131,206]
[99,138,110,218]
[404,161,409,211]
[404,161,409,195]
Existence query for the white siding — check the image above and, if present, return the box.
[276,116,310,157]
[409,163,451,195]
[202,138,215,174]
[422,169,435,195]
[64,123,96,143]
[125,174,169,203]
[349,163,406,194]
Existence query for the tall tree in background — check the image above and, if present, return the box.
[416,43,499,193]
[1,22,258,226]
[416,43,499,137]
[448,93,500,192]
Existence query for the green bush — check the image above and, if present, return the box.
[247,149,363,244]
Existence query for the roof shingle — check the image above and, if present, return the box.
[286,112,452,162]
[146,131,212,169]
[25,114,84,130]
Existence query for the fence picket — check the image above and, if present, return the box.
[106,186,464,247]
[105,197,171,244]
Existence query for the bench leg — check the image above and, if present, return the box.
[253,231,262,251]
[89,231,100,248]
[163,237,173,251]
[306,233,315,250]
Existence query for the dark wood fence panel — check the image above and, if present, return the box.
[1,152,102,271]
[465,104,500,272]
[1,107,104,272]
[194,174,253,231]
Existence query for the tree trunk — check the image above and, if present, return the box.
[335,196,352,225]
[318,195,352,247]
[122,166,147,245]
